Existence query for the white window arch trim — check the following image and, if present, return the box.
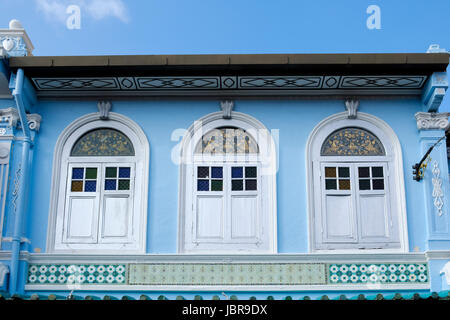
[306,111,409,253]
[178,111,278,253]
[46,112,149,254]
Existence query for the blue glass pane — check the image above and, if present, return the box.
[232,167,243,178]
[105,179,117,191]
[211,167,223,179]
[197,180,209,191]
[84,181,97,192]
[119,167,131,178]
[72,168,84,180]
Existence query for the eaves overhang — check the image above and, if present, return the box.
[7,53,449,99]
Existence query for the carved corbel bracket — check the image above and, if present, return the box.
[98,101,112,120]
[415,112,450,131]
[220,100,234,119]
[345,99,359,119]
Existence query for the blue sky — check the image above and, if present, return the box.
[1,0,450,109]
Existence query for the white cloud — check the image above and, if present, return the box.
[35,0,129,24]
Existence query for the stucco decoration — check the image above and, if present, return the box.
[0,108,41,131]
[194,127,259,154]
[415,112,450,131]
[432,161,444,217]
[0,19,34,57]
[97,101,111,120]
[320,127,385,156]
[345,99,359,119]
[70,128,135,157]
[220,100,234,119]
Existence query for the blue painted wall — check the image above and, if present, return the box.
[15,97,428,254]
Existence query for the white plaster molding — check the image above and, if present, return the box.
[0,107,19,127]
[415,112,450,131]
[440,261,450,285]
[345,99,359,119]
[220,100,234,119]
[26,113,42,131]
[0,19,34,57]
[432,161,444,216]
[0,263,9,287]
[97,101,111,120]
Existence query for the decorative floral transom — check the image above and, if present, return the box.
[71,128,135,157]
[195,127,259,154]
[321,127,385,156]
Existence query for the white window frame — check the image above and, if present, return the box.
[178,111,277,253]
[47,113,149,254]
[306,112,409,253]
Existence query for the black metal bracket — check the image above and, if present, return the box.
[413,135,445,181]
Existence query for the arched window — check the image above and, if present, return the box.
[48,113,149,253]
[178,112,277,253]
[306,113,408,252]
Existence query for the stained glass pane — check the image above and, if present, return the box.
[71,181,83,192]
[232,167,243,179]
[372,167,384,178]
[119,167,131,178]
[338,167,350,178]
[245,179,257,191]
[105,167,117,178]
[339,179,351,190]
[118,180,130,190]
[84,181,97,192]
[197,180,209,191]
[325,167,336,178]
[211,167,223,179]
[358,167,370,178]
[71,128,135,157]
[325,179,337,190]
[321,127,385,156]
[195,127,259,154]
[197,167,209,178]
[245,167,257,178]
[373,179,384,190]
[232,180,243,191]
[72,168,84,180]
[211,180,223,191]
[85,168,97,179]
[105,179,117,191]
[359,179,371,190]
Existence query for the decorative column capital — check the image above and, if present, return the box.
[0,108,42,133]
[415,112,450,131]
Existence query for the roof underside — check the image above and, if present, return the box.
[5,53,449,98]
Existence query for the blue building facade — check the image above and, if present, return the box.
[0,20,449,300]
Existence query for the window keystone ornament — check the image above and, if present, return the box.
[345,99,359,119]
[220,100,234,119]
[98,101,112,120]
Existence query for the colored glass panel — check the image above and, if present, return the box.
[72,168,84,180]
[197,180,209,191]
[211,167,223,179]
[359,179,371,190]
[245,179,257,191]
[71,181,83,192]
[194,127,259,154]
[232,180,243,191]
[84,181,97,192]
[245,167,257,178]
[105,167,117,178]
[118,167,131,178]
[358,167,370,178]
[325,167,336,178]
[232,167,243,178]
[372,179,384,190]
[372,167,384,178]
[338,167,350,178]
[211,180,223,191]
[85,168,97,180]
[325,179,337,190]
[197,167,209,178]
[105,179,117,191]
[339,179,351,190]
[118,180,130,190]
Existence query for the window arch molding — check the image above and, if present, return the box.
[46,112,149,253]
[306,112,408,253]
[178,111,277,253]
